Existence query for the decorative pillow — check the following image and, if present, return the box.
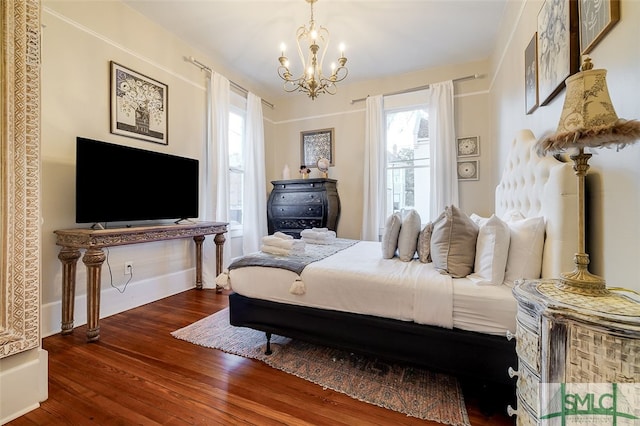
[430,205,479,278]
[417,221,434,263]
[381,212,402,259]
[397,210,421,261]
[503,216,545,286]
[467,214,511,285]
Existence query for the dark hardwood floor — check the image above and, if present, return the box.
[9,289,514,425]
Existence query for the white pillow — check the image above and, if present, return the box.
[397,210,421,261]
[381,212,402,259]
[467,214,511,286]
[503,215,545,286]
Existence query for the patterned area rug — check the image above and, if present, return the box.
[172,308,470,425]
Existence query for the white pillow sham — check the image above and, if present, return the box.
[467,214,511,286]
[503,215,545,286]
[381,212,402,259]
[397,209,421,261]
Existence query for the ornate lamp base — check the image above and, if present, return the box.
[555,252,610,296]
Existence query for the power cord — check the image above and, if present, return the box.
[105,247,133,293]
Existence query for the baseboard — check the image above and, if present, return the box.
[0,348,48,425]
[42,269,195,338]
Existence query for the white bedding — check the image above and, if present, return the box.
[229,241,517,336]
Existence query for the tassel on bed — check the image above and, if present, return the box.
[215,269,231,289]
[289,277,306,295]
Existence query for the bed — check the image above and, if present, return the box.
[226,129,578,391]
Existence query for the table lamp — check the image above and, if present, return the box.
[536,56,640,296]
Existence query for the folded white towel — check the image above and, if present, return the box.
[262,235,306,251]
[311,227,329,233]
[274,231,293,240]
[300,229,336,241]
[302,236,335,245]
[261,245,291,256]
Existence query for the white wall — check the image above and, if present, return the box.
[40,1,272,337]
[490,0,640,291]
[269,60,496,239]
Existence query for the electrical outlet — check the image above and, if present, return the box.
[124,261,133,275]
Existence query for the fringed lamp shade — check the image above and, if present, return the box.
[536,57,640,296]
[537,57,640,155]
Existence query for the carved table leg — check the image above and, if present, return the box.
[58,247,81,335]
[214,233,226,293]
[82,247,106,342]
[193,235,205,290]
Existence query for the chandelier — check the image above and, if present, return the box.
[277,0,348,100]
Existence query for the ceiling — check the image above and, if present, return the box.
[124,0,508,96]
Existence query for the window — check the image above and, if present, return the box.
[228,107,245,225]
[385,105,430,221]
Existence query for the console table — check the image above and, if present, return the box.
[54,221,228,342]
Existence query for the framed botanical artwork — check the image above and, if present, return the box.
[110,61,168,145]
[537,0,579,106]
[525,33,539,115]
[457,160,479,181]
[579,0,620,54]
[456,136,480,157]
[300,128,334,168]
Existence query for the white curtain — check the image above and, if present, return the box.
[242,92,267,254]
[361,95,385,241]
[201,72,230,288]
[427,80,458,220]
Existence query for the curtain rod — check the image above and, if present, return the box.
[350,73,481,104]
[188,56,275,109]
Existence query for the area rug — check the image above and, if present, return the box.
[172,308,470,426]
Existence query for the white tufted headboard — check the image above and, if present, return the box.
[495,129,578,280]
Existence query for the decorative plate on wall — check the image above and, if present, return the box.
[457,160,479,181]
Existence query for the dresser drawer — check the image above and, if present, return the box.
[515,361,540,417]
[270,204,323,218]
[270,191,324,205]
[272,218,323,231]
[272,181,328,191]
[516,312,540,373]
[514,396,539,426]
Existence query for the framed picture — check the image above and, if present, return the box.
[525,33,539,115]
[537,0,579,106]
[579,0,620,54]
[300,128,334,168]
[456,136,480,157]
[110,61,168,145]
[457,160,479,181]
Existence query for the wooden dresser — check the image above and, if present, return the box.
[509,279,640,425]
[267,178,340,238]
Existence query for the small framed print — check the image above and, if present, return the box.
[537,0,579,106]
[456,136,480,157]
[579,0,620,54]
[457,160,479,181]
[110,61,168,145]
[525,33,539,115]
[301,128,334,168]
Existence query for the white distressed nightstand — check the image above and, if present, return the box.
[508,279,640,425]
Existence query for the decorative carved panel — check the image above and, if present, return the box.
[0,0,42,358]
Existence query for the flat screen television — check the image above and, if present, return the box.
[76,137,199,225]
